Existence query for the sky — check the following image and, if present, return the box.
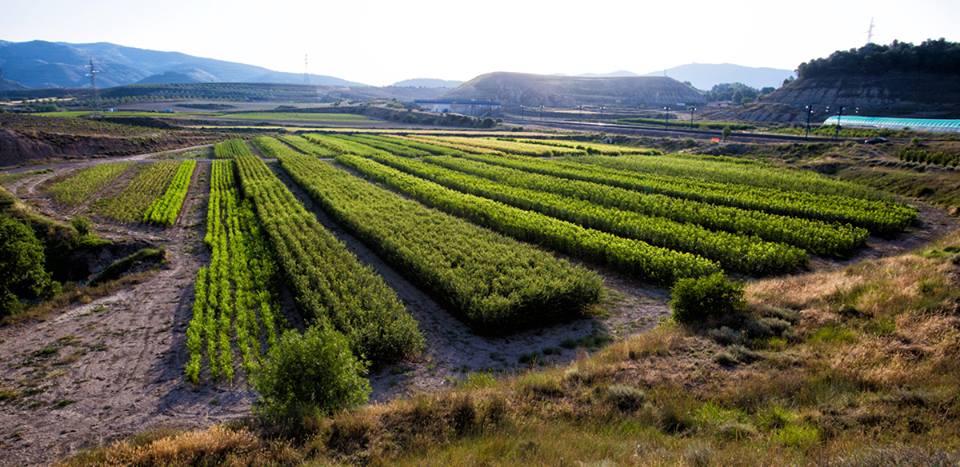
[1,0,958,86]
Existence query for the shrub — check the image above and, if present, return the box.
[253,326,371,430]
[604,384,646,412]
[772,424,820,449]
[670,273,746,325]
[71,216,92,236]
[0,215,58,317]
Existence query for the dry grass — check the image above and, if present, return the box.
[59,425,301,466]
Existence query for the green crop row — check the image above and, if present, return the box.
[213,139,253,158]
[302,133,388,156]
[186,160,280,383]
[144,160,196,226]
[233,153,423,363]
[378,135,464,156]
[426,156,868,257]
[333,134,434,157]
[250,136,295,158]
[576,154,884,200]
[48,162,132,206]
[459,153,916,235]
[404,135,502,154]
[897,147,960,167]
[95,161,180,223]
[361,151,806,274]
[279,135,338,157]
[419,136,584,156]
[507,138,661,155]
[332,153,719,284]
[275,149,604,332]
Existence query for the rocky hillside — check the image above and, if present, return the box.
[747,72,960,122]
[722,40,960,123]
[445,72,706,108]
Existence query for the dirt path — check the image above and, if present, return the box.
[0,161,253,466]
[268,160,668,401]
[808,201,959,271]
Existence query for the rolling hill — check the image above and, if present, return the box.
[644,63,794,90]
[0,40,366,89]
[391,78,463,88]
[444,72,705,107]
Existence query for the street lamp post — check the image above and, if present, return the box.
[804,105,814,139]
[663,106,669,128]
[834,105,845,140]
[689,106,697,129]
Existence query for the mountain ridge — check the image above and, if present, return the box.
[0,39,367,88]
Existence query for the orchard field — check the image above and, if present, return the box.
[1,129,949,466]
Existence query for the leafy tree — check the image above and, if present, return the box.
[253,326,371,429]
[0,215,58,316]
[670,273,746,325]
[705,83,759,103]
[797,39,960,78]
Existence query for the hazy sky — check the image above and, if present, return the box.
[2,0,958,85]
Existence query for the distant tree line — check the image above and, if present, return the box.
[797,39,960,79]
[705,83,776,104]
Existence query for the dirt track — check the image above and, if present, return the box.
[0,161,253,466]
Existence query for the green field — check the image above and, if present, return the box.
[33,110,370,123]
[217,112,371,122]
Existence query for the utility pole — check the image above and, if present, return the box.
[866,18,875,45]
[303,54,310,85]
[834,105,845,140]
[87,58,101,114]
[804,105,814,139]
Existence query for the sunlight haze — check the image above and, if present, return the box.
[1,0,958,85]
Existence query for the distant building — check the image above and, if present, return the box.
[414,99,502,117]
[822,115,960,133]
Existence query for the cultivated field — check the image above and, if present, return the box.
[0,128,956,465]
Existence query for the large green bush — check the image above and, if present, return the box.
[670,273,746,325]
[253,326,371,428]
[0,214,58,316]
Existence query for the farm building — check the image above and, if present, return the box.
[822,115,960,133]
[414,99,502,117]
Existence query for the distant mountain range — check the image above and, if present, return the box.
[0,40,367,89]
[391,78,463,88]
[643,63,794,90]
